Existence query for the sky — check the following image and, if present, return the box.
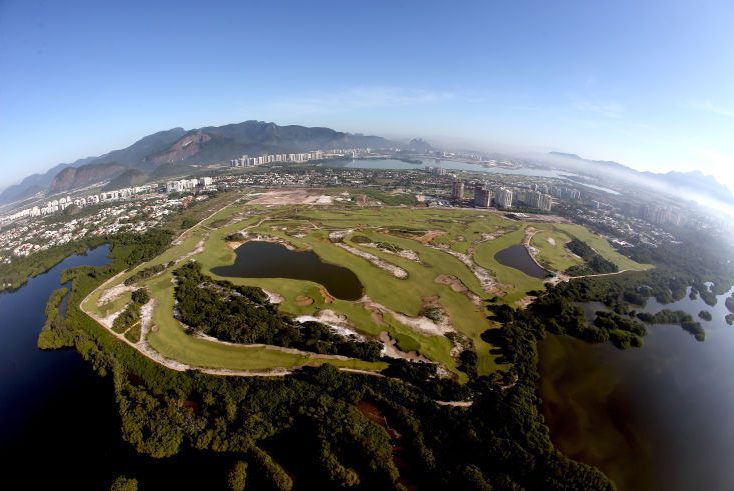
[1,0,733,190]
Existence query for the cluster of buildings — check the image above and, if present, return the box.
[165,177,213,193]
[449,177,573,213]
[230,151,325,167]
[520,190,553,212]
[426,165,448,176]
[1,193,208,261]
[548,185,581,200]
[639,204,684,226]
[453,181,517,210]
[229,148,377,168]
[1,185,159,224]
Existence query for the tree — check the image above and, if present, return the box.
[227,460,248,491]
[109,475,138,491]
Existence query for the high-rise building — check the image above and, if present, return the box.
[526,191,552,211]
[452,178,465,200]
[495,187,513,208]
[473,185,491,208]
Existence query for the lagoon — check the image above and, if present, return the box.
[322,158,574,179]
[539,286,734,490]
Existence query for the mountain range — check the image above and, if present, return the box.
[545,152,734,206]
[1,121,398,202]
[2,121,732,209]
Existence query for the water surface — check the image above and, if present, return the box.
[0,245,232,489]
[494,244,549,278]
[539,286,734,490]
[323,158,574,178]
[213,240,364,300]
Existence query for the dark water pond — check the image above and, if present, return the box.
[0,245,232,489]
[213,240,364,300]
[539,286,734,490]
[494,244,549,278]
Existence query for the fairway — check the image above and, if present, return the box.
[530,228,584,272]
[82,194,651,380]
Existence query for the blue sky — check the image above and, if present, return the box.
[1,0,733,189]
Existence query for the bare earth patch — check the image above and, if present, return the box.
[247,189,333,205]
[98,283,134,306]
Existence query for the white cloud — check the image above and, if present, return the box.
[270,87,456,114]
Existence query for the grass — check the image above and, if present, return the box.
[554,224,653,272]
[531,228,584,272]
[84,199,651,380]
[474,227,546,305]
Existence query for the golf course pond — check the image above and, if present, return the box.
[494,244,549,279]
[212,240,365,300]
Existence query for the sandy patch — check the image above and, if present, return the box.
[414,230,446,244]
[427,243,496,292]
[263,290,284,304]
[362,242,421,263]
[435,274,482,306]
[295,295,314,306]
[328,229,352,242]
[226,240,246,251]
[319,287,335,304]
[546,237,556,246]
[515,295,537,309]
[337,243,408,279]
[359,296,453,336]
[295,310,365,340]
[98,283,134,306]
[379,331,430,361]
[246,189,333,205]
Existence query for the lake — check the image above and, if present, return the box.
[539,286,734,490]
[563,179,622,195]
[494,244,549,278]
[0,246,231,489]
[212,240,364,300]
[323,158,574,179]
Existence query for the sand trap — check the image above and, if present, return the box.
[414,230,446,244]
[359,296,453,336]
[294,310,364,340]
[546,237,556,246]
[337,243,408,279]
[263,290,284,304]
[435,274,482,306]
[295,295,313,306]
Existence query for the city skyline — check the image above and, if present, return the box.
[1,0,733,190]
